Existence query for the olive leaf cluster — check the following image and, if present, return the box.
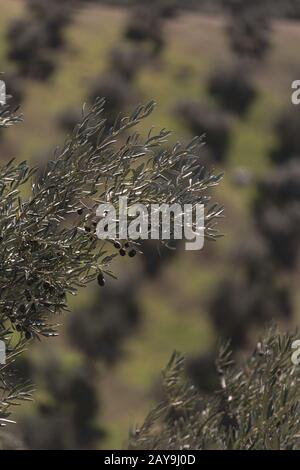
[129,327,300,450]
[0,98,222,424]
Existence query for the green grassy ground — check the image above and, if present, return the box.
[1,1,300,449]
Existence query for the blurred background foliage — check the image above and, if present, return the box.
[1,0,300,449]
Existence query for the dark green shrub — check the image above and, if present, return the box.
[176,101,231,163]
[207,64,257,117]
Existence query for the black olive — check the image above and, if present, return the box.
[119,248,126,257]
[128,249,137,258]
[25,331,32,340]
[124,242,130,249]
[114,241,121,249]
[97,273,105,287]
